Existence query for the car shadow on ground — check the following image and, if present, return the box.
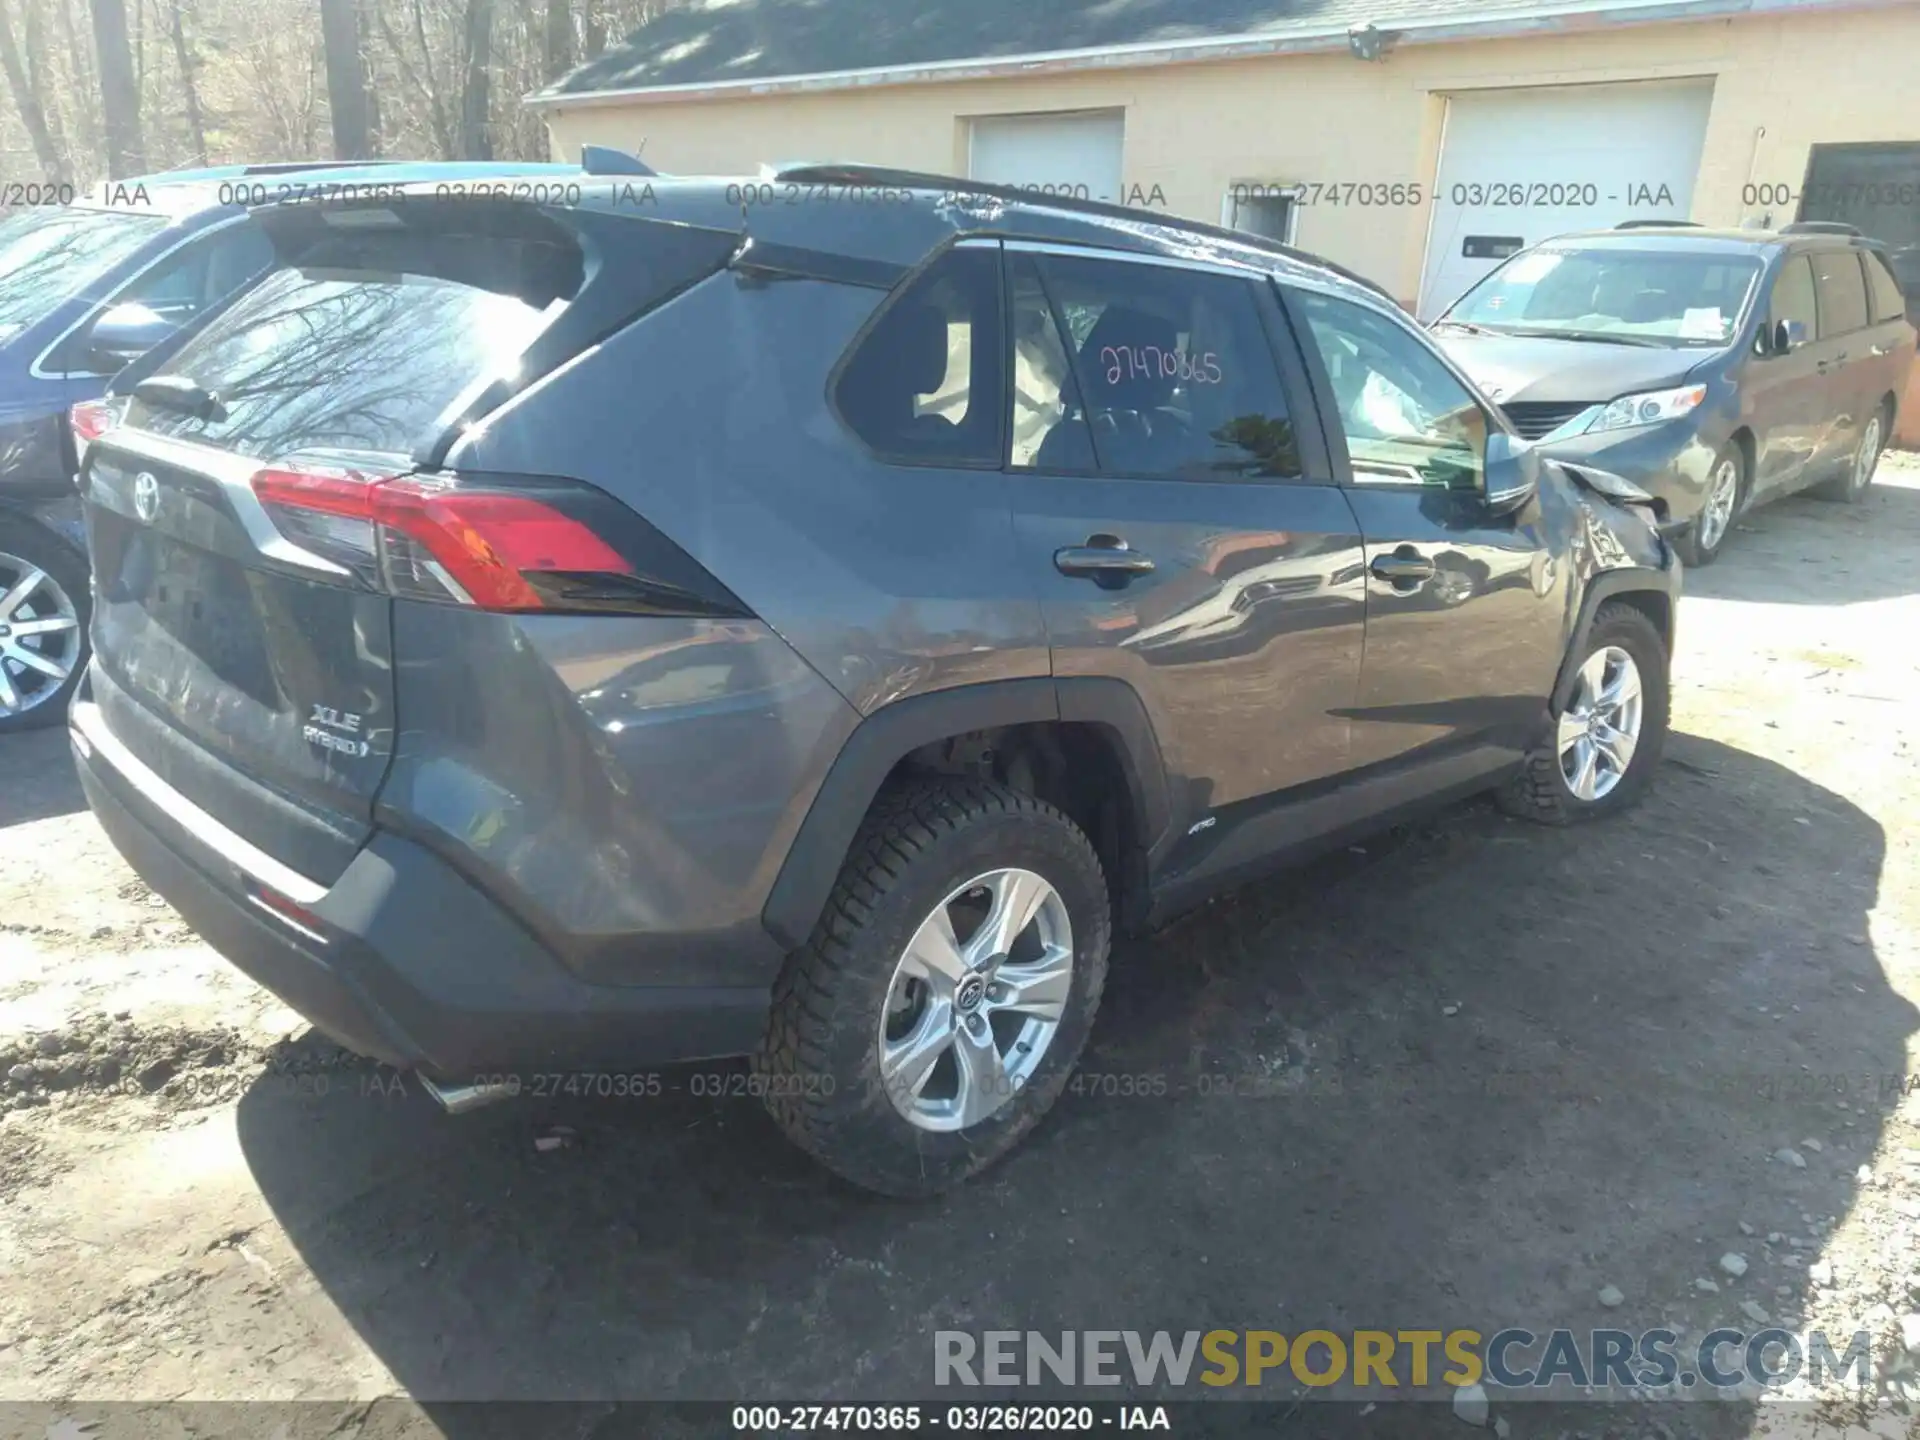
[0,726,87,826]
[236,733,1904,1439]
[1687,468,1920,607]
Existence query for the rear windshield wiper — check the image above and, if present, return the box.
[133,373,227,422]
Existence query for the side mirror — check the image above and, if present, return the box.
[82,302,180,374]
[1770,317,1808,355]
[1483,428,1541,516]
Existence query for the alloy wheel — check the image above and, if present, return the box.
[877,867,1073,1133]
[1696,457,1740,553]
[0,551,82,720]
[1557,645,1644,803]
[1853,415,1883,496]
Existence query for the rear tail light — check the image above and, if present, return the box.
[251,461,747,617]
[70,397,124,449]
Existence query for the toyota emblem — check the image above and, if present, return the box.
[133,471,159,523]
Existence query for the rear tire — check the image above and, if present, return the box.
[1815,404,1888,503]
[756,778,1110,1197]
[1676,443,1745,567]
[0,519,90,734]
[1499,601,1669,826]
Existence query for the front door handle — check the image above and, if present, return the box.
[1055,535,1155,586]
[1370,553,1436,584]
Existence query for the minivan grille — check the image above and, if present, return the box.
[1500,401,1592,440]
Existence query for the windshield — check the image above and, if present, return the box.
[0,206,169,334]
[1442,247,1763,347]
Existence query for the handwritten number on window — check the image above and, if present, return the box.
[1099,345,1223,386]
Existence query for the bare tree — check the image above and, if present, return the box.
[166,0,206,162]
[542,0,571,81]
[320,0,371,157]
[87,0,144,175]
[0,0,68,178]
[456,0,492,159]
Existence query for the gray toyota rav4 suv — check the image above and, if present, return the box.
[71,167,1679,1195]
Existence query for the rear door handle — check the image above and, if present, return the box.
[1055,535,1155,584]
[1370,553,1436,583]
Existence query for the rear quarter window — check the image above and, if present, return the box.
[1864,249,1908,324]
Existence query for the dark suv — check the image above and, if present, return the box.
[70,167,1679,1195]
[1432,225,1915,566]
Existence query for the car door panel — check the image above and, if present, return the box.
[1859,248,1917,436]
[1283,282,1568,775]
[1807,246,1875,483]
[1745,254,1829,499]
[1003,248,1368,863]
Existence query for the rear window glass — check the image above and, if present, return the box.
[129,218,583,460]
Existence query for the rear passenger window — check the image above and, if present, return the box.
[1767,256,1818,342]
[1811,250,1870,337]
[1026,252,1301,481]
[1865,250,1908,324]
[834,247,1004,467]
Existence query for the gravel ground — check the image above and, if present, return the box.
[4,456,1920,1439]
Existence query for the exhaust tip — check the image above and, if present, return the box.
[418,1074,518,1115]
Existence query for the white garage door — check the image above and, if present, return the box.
[969,111,1125,205]
[1418,80,1715,319]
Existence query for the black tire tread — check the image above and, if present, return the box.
[756,776,1109,1195]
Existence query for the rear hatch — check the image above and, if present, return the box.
[77,195,739,887]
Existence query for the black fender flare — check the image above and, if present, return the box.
[1551,567,1679,714]
[760,676,1172,951]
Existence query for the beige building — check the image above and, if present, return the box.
[532,0,1920,436]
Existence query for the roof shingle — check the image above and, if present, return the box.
[541,0,1646,99]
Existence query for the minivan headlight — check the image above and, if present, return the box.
[1586,384,1707,435]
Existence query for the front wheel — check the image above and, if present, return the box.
[0,519,90,734]
[756,778,1111,1197]
[1499,601,1670,826]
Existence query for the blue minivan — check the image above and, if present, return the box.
[0,158,621,729]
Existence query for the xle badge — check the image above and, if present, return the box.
[303,703,372,759]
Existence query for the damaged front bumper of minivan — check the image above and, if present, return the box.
[70,692,772,1106]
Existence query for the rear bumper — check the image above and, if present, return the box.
[73,705,771,1080]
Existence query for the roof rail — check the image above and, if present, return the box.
[239,160,396,175]
[1614,219,1700,229]
[1780,221,1861,237]
[771,162,1396,303]
[581,144,656,177]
